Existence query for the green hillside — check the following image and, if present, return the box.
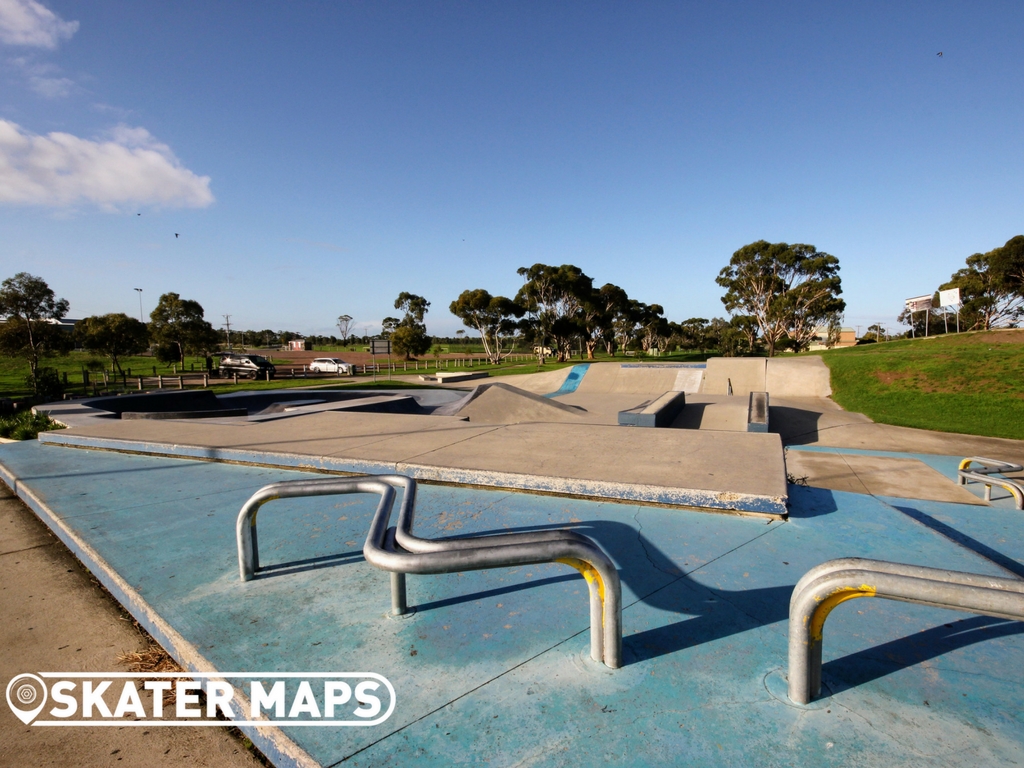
[821,330,1024,440]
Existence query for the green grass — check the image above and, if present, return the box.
[821,330,1024,440]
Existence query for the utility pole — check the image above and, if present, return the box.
[134,288,143,322]
[223,314,233,350]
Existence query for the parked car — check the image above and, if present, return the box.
[218,354,276,379]
[308,358,353,375]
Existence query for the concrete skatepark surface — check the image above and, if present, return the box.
[5,357,1024,765]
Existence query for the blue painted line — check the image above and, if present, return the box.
[543,363,590,398]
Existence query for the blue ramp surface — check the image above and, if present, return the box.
[1,441,1023,766]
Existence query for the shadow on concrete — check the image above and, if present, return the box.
[412,574,580,612]
[892,504,1024,579]
[254,550,364,579]
[770,405,822,445]
[822,615,1024,695]
[624,584,793,663]
[785,485,839,519]
[670,402,709,430]
[410,517,796,665]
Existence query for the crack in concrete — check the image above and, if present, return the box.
[632,507,680,579]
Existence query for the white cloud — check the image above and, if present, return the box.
[29,73,72,97]
[9,55,76,97]
[0,0,78,48]
[0,119,215,210]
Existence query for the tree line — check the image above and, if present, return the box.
[448,240,846,363]
[0,240,850,397]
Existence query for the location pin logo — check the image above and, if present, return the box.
[6,674,48,725]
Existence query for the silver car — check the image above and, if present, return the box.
[308,358,353,375]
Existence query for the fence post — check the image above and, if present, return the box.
[157,375,163,389]
[204,373,209,387]
[178,376,183,390]
[138,377,143,391]
[234,373,238,385]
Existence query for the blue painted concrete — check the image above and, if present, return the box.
[2,441,1024,766]
[543,364,590,398]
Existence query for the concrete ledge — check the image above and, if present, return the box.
[37,427,787,518]
[419,371,490,383]
[618,391,687,428]
[747,392,769,433]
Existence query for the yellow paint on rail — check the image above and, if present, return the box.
[556,557,607,628]
[809,584,877,641]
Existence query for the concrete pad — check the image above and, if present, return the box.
[670,395,748,432]
[765,356,832,396]
[701,358,767,395]
[401,422,788,515]
[784,450,987,504]
[432,382,588,424]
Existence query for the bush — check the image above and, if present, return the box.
[28,367,65,402]
[0,410,63,440]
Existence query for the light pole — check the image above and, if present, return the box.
[134,288,143,321]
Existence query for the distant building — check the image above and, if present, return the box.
[808,326,857,350]
[287,339,313,351]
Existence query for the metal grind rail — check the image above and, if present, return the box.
[235,475,622,668]
[788,557,1024,705]
[958,456,1024,509]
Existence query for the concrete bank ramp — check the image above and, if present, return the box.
[490,367,573,395]
[431,382,588,424]
[574,362,704,394]
[701,357,831,397]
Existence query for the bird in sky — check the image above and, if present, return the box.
[175,233,179,238]
[937,52,943,57]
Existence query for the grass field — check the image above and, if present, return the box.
[821,329,1024,440]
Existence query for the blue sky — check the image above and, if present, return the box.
[2,1,1022,338]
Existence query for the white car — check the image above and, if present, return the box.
[308,357,353,375]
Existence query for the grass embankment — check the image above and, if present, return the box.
[821,330,1024,440]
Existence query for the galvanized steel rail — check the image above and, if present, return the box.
[235,474,623,668]
[958,456,1024,509]
[788,557,1024,704]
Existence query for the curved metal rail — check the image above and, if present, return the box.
[235,475,623,668]
[788,557,1024,704]
[958,457,1024,509]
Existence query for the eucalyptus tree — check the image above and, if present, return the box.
[390,292,431,359]
[148,292,220,365]
[515,264,593,361]
[76,313,149,375]
[716,240,844,356]
[940,235,1024,330]
[0,272,72,395]
[449,289,526,364]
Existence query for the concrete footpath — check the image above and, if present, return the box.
[0,482,262,768]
